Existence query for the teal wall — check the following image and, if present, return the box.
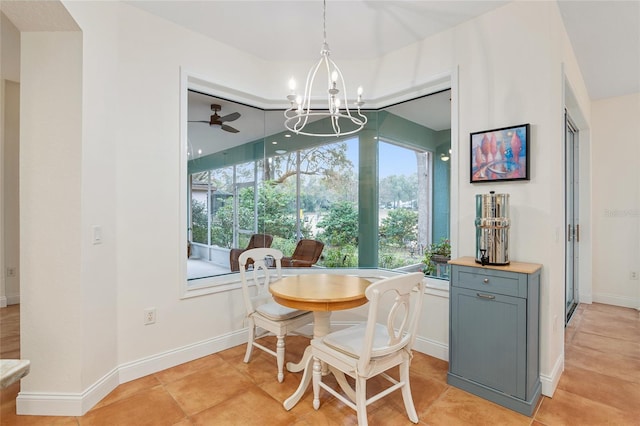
[433,130,452,243]
[358,119,379,267]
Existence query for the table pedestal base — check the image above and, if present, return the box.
[283,311,355,410]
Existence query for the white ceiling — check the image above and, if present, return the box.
[127,1,510,61]
[3,1,637,100]
[557,0,640,100]
[128,0,640,101]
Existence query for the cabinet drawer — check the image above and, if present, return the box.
[451,265,527,298]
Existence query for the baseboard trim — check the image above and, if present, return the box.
[414,336,448,361]
[0,294,20,307]
[118,329,247,384]
[540,352,564,397]
[16,367,119,416]
[592,292,639,309]
[17,329,247,416]
[579,292,592,304]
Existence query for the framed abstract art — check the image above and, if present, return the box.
[470,123,530,183]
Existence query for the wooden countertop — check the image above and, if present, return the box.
[449,256,542,274]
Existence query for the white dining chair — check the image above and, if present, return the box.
[310,271,425,426]
[238,247,313,383]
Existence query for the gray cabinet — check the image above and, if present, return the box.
[447,257,542,416]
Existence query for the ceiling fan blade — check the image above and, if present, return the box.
[219,112,241,122]
[221,124,239,133]
[188,120,210,123]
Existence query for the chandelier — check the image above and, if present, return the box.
[284,0,367,137]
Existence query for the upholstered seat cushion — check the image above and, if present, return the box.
[323,323,401,358]
[256,301,309,321]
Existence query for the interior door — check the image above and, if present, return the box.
[565,113,579,323]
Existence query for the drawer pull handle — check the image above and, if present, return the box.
[483,278,489,284]
[476,293,495,300]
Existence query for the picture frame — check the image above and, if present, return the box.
[470,123,530,183]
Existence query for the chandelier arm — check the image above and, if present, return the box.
[284,126,364,138]
[303,57,324,111]
[293,114,304,133]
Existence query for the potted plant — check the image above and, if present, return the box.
[423,237,451,276]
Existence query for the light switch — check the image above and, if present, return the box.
[92,225,103,245]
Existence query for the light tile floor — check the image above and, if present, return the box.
[1,302,638,425]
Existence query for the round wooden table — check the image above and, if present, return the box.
[270,273,370,311]
[269,273,371,410]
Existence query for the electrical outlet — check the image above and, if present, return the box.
[6,267,16,278]
[631,271,639,280]
[144,308,156,325]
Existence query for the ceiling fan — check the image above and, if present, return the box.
[189,104,241,133]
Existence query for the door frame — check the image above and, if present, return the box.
[565,112,579,323]
[562,73,593,312]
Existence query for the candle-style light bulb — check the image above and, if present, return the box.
[331,70,338,84]
[289,78,296,91]
[356,86,364,107]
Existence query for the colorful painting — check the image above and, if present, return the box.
[470,123,530,183]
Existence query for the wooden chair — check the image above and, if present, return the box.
[238,248,313,382]
[281,239,324,267]
[310,272,425,426]
[229,233,273,272]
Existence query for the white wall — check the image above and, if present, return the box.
[591,93,640,308]
[20,30,84,394]
[1,12,20,82]
[1,12,21,308]
[9,0,601,415]
[2,80,19,307]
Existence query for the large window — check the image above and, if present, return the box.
[377,142,426,270]
[185,89,451,283]
[265,139,360,266]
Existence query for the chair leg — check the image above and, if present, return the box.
[355,376,368,426]
[399,361,419,423]
[243,319,255,364]
[312,357,322,410]
[276,334,285,383]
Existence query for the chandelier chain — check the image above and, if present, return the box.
[323,0,327,45]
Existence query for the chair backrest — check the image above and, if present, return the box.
[246,234,273,250]
[358,272,425,371]
[238,248,283,315]
[291,239,324,263]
